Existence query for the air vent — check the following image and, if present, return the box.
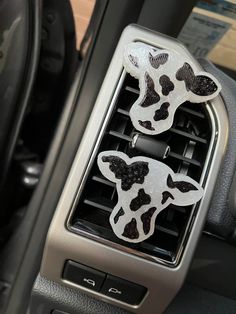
[69,73,211,265]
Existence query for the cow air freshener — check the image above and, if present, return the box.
[123,42,221,135]
[97,151,203,243]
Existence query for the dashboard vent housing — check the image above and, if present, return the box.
[69,73,212,265]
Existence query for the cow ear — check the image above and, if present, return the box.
[167,173,204,206]
[97,151,128,183]
[123,42,157,78]
[190,72,221,99]
[123,43,142,78]
[176,63,221,101]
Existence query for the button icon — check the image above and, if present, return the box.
[63,261,106,292]
[83,278,96,287]
[108,287,122,295]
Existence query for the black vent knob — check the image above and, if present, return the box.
[131,133,170,159]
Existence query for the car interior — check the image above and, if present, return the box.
[1,0,236,313]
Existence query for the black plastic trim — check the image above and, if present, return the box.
[0,0,41,192]
[138,0,198,37]
[5,1,145,313]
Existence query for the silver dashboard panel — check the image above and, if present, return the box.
[40,25,229,314]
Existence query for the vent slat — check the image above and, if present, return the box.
[140,242,173,261]
[109,130,132,141]
[168,204,186,214]
[84,199,113,213]
[125,86,139,95]
[168,151,201,167]
[155,224,179,237]
[92,175,115,188]
[117,108,129,116]
[169,128,207,144]
[74,219,114,239]
[178,106,205,119]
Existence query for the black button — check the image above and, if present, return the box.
[101,275,146,305]
[62,260,106,292]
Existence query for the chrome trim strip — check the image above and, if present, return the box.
[40,25,229,314]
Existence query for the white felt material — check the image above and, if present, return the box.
[123,42,221,135]
[98,151,203,243]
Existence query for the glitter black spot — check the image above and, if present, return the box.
[167,174,198,193]
[148,52,168,69]
[153,102,170,121]
[130,188,151,211]
[128,54,139,68]
[114,207,125,224]
[192,75,218,96]
[138,120,155,131]
[102,155,149,191]
[122,218,139,239]
[141,207,157,235]
[140,72,160,107]
[176,62,218,96]
[161,191,174,205]
[159,75,174,96]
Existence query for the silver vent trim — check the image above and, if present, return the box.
[40,25,228,313]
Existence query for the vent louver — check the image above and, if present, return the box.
[69,73,211,265]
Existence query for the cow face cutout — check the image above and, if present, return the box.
[123,42,221,135]
[97,151,203,243]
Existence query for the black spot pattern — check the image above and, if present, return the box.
[102,155,149,191]
[141,207,157,235]
[130,188,151,211]
[159,75,174,96]
[138,120,155,131]
[161,191,174,204]
[140,72,160,107]
[128,54,139,68]
[153,102,170,121]
[176,63,193,91]
[192,75,218,96]
[122,218,139,239]
[148,52,168,69]
[176,62,218,96]
[167,174,198,193]
[114,207,125,224]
